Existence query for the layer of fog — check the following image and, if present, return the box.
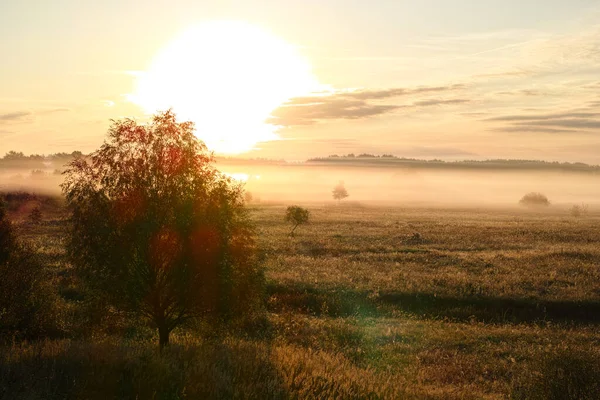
[2,162,599,209]
[226,164,600,208]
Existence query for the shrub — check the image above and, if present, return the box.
[284,206,309,236]
[519,192,550,207]
[570,203,589,217]
[0,200,59,339]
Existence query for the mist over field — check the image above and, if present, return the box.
[222,160,600,208]
[3,156,599,209]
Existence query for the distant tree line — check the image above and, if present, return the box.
[307,154,600,173]
[1,151,83,161]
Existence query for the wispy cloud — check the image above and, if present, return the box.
[486,109,600,133]
[268,99,399,126]
[269,84,467,126]
[0,111,32,122]
[491,126,578,134]
[413,99,470,107]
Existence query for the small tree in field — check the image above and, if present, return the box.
[62,110,263,350]
[284,206,309,236]
[332,181,349,204]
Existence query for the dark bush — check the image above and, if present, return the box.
[519,192,550,207]
[0,200,61,340]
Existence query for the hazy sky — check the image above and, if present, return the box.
[1,0,600,162]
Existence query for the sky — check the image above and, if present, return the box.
[1,0,600,163]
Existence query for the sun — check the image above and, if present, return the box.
[129,20,320,154]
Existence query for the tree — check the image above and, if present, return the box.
[61,110,263,349]
[284,206,309,236]
[332,181,349,204]
[3,151,25,161]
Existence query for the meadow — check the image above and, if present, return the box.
[2,198,600,399]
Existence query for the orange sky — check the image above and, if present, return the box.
[1,0,600,163]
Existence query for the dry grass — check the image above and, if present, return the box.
[2,202,600,399]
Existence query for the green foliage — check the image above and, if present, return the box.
[284,206,309,236]
[332,181,349,202]
[519,192,550,206]
[62,110,264,348]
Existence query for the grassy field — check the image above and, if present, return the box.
[2,201,600,399]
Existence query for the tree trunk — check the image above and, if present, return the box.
[158,324,170,351]
[290,223,298,237]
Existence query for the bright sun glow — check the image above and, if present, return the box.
[130,20,321,154]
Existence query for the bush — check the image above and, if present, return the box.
[0,200,60,339]
[519,192,550,207]
[570,203,589,217]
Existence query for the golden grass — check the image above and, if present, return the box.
[2,203,600,399]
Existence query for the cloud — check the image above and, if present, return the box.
[412,99,470,107]
[495,89,543,96]
[491,126,578,134]
[269,84,467,126]
[0,111,32,122]
[38,108,70,115]
[0,108,70,125]
[339,84,465,100]
[587,100,600,108]
[513,119,600,129]
[486,112,600,122]
[473,69,535,79]
[268,99,399,126]
[485,109,600,133]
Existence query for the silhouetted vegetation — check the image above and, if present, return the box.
[28,206,42,224]
[62,110,264,349]
[332,181,349,203]
[284,206,309,236]
[0,200,59,340]
[570,203,589,217]
[519,192,550,207]
[308,154,600,173]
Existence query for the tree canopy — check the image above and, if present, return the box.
[61,110,263,348]
[332,181,349,202]
[284,206,309,236]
